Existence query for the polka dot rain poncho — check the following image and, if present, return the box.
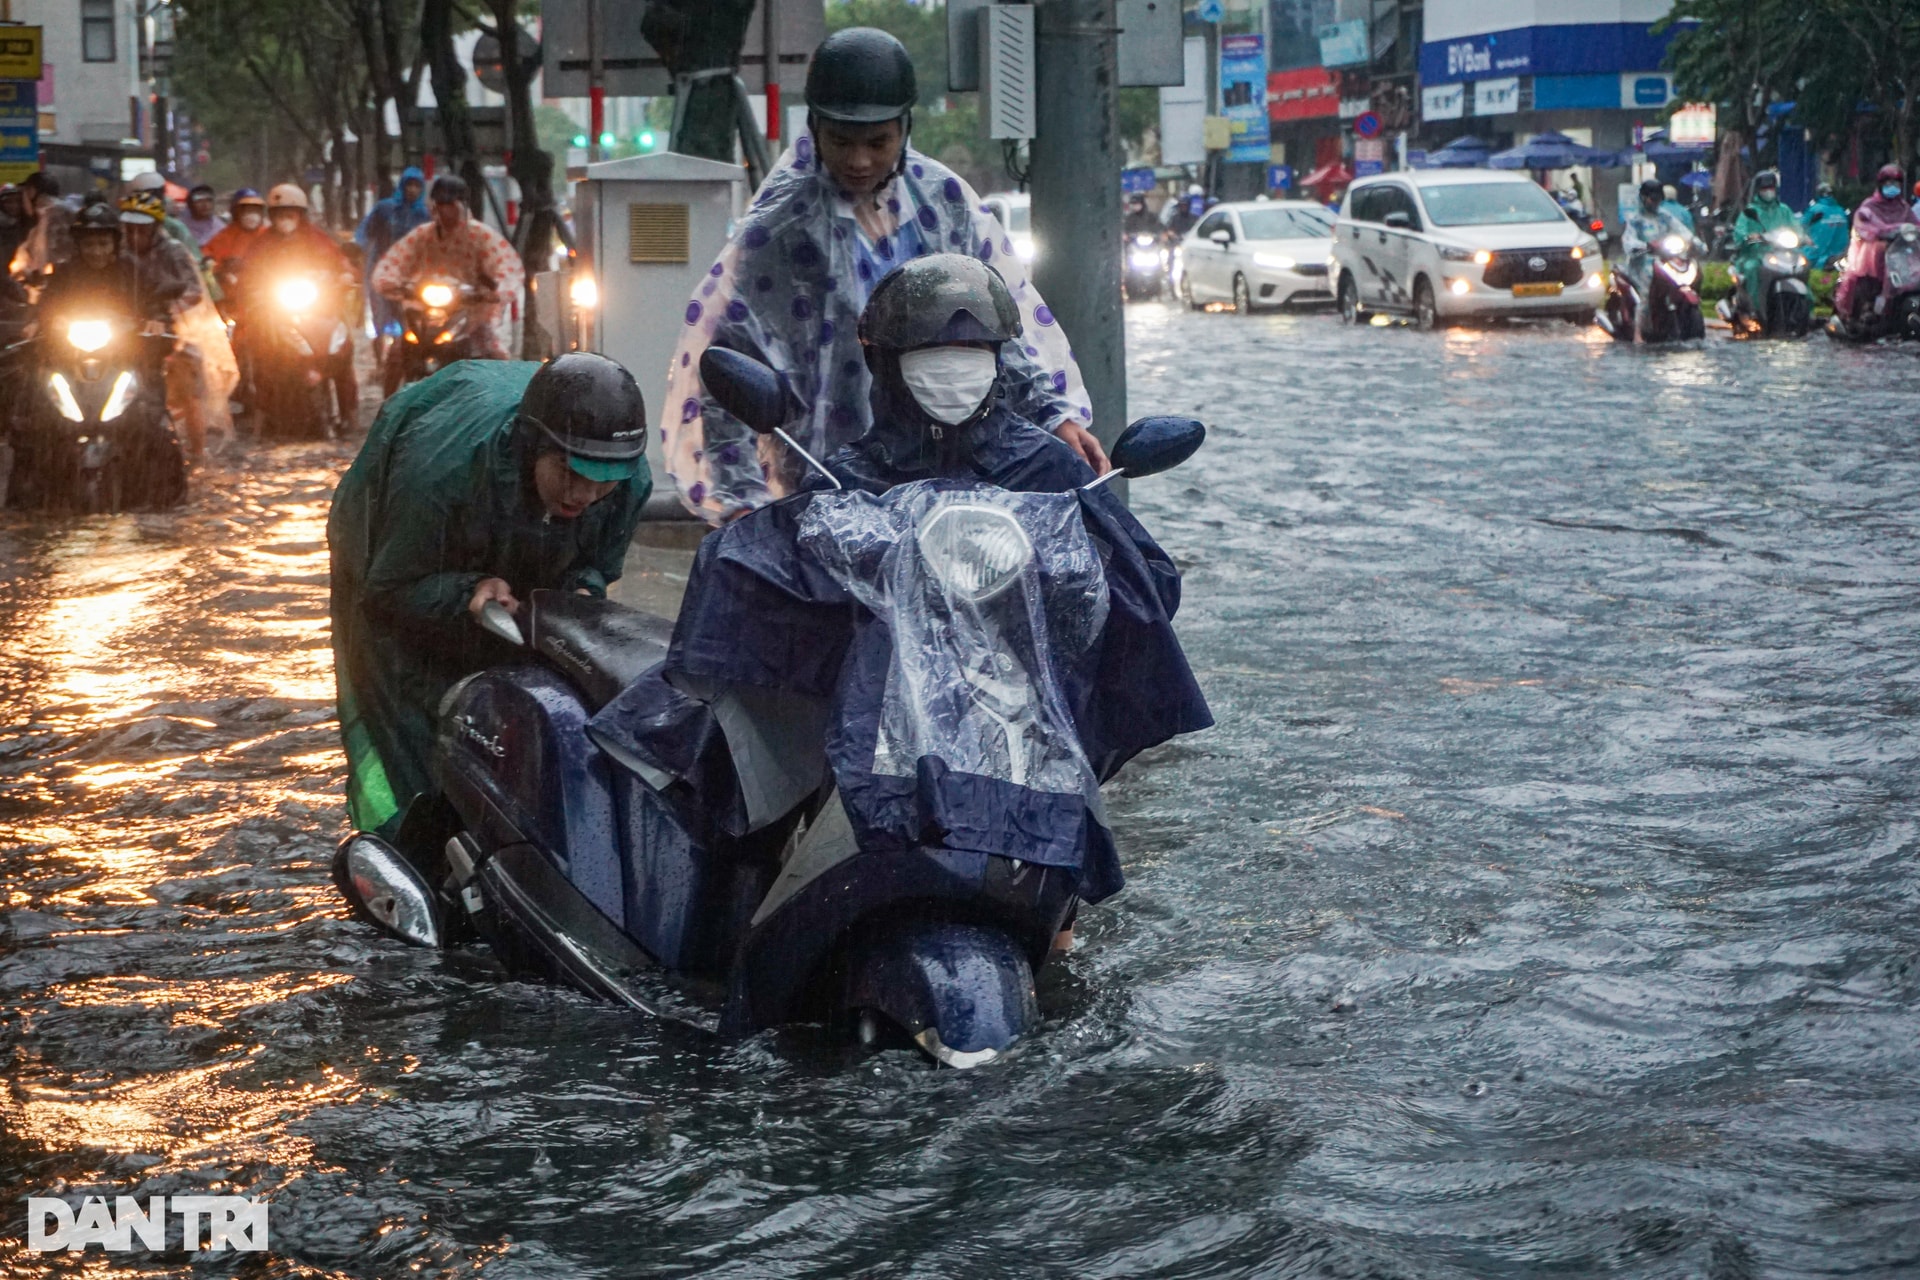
[660,131,1093,523]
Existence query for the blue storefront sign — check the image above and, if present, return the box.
[1317,19,1368,68]
[1121,166,1157,194]
[0,79,37,182]
[1418,23,1678,86]
[1219,34,1270,163]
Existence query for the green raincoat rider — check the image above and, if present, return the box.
[328,354,652,836]
[1729,170,1804,318]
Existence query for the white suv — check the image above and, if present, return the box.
[1330,170,1605,329]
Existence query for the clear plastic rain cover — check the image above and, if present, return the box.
[796,481,1110,800]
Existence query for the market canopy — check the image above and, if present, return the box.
[1419,135,1495,169]
[1300,161,1354,189]
[1487,131,1618,171]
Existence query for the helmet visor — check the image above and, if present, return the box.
[567,453,640,483]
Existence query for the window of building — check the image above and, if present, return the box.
[82,0,117,63]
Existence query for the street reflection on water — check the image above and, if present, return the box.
[3,313,1920,1277]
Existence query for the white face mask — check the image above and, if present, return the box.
[897,346,998,426]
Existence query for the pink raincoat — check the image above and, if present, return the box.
[1835,165,1920,318]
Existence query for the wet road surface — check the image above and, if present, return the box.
[4,313,1920,1276]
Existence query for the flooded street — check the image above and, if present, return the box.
[5,313,1920,1277]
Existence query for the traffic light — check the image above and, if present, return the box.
[599,132,615,148]
[638,130,656,151]
[571,134,587,148]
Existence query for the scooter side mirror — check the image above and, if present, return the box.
[1108,416,1206,480]
[699,346,788,436]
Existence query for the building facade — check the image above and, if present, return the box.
[7,0,157,192]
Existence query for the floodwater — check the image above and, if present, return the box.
[4,313,1920,1277]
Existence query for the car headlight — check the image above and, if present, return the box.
[1768,228,1800,248]
[1660,235,1686,256]
[277,277,319,312]
[1254,253,1296,271]
[420,283,455,309]
[47,372,85,422]
[1438,245,1493,265]
[917,502,1034,603]
[67,319,112,352]
[99,371,137,422]
[569,273,598,310]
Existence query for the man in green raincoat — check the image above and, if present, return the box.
[328,353,652,837]
[1728,170,1806,319]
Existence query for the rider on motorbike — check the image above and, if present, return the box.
[1163,184,1206,239]
[370,174,525,366]
[202,189,268,310]
[1727,170,1803,319]
[327,354,652,838]
[1124,195,1161,240]
[658,27,1102,524]
[1802,182,1851,270]
[1834,164,1920,322]
[236,184,359,426]
[1620,179,1695,294]
[33,202,153,331]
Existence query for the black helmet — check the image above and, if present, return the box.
[517,353,649,482]
[859,254,1021,351]
[74,201,121,234]
[429,174,469,206]
[806,28,916,124]
[1639,178,1663,201]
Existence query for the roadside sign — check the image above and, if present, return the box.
[1354,158,1383,177]
[1267,163,1292,190]
[1197,0,1225,23]
[0,26,40,81]
[0,80,37,184]
[472,27,540,96]
[1121,166,1157,194]
[1353,111,1382,139]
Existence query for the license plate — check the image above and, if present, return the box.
[1512,282,1564,297]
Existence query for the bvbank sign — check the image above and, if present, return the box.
[27,1196,269,1253]
[1420,22,1678,85]
[1433,30,1534,81]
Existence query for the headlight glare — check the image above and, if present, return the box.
[100,371,137,421]
[277,277,319,312]
[67,320,112,352]
[569,274,598,309]
[420,283,455,308]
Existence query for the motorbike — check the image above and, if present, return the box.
[253,271,350,440]
[335,348,1209,1067]
[1599,233,1706,344]
[1830,224,1920,342]
[1,314,184,512]
[1124,232,1169,301]
[385,276,483,395]
[1719,227,1813,337]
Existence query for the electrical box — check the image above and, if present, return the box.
[979,5,1036,141]
[573,152,747,519]
[950,0,1183,92]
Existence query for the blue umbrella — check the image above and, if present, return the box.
[1634,128,1712,162]
[1488,130,1618,170]
[1679,170,1712,189]
[1421,134,1495,168]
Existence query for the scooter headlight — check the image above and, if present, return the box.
[1768,228,1800,249]
[47,372,84,422]
[1130,248,1164,270]
[420,282,455,309]
[1764,251,1798,272]
[99,371,137,422]
[1660,235,1686,256]
[917,503,1034,604]
[66,319,112,352]
[277,277,319,312]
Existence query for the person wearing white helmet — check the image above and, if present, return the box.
[234,183,359,425]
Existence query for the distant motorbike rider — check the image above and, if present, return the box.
[326,354,652,837]
[659,26,1100,524]
[1727,169,1803,319]
[202,188,268,306]
[13,171,78,280]
[1620,178,1695,298]
[356,165,430,355]
[181,183,225,245]
[236,183,359,427]
[1124,194,1161,240]
[32,202,155,334]
[1659,184,1695,233]
[1802,181,1851,270]
[371,174,524,365]
[1163,184,1206,238]
[1834,164,1920,322]
[119,190,219,462]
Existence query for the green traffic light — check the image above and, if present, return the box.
[599,132,615,148]
[638,130,656,150]
[571,134,587,148]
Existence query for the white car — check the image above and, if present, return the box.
[980,192,1036,265]
[1176,200,1338,312]
[1330,170,1606,328]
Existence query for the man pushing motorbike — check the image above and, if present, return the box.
[327,354,652,842]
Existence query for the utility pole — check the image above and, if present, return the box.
[1030,0,1126,464]
[587,0,604,161]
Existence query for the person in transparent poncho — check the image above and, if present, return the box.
[659,27,1108,523]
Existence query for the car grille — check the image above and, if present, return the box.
[1482,248,1583,289]
[1294,262,1328,278]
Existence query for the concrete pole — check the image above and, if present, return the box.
[1029,0,1126,467]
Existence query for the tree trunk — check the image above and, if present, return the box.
[641,0,759,162]
[422,0,484,209]
[486,0,564,355]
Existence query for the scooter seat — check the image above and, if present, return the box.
[527,589,674,711]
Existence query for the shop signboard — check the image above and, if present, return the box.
[1317,19,1367,68]
[0,80,36,184]
[1267,66,1339,123]
[1421,82,1464,121]
[1219,34,1269,162]
[1472,77,1520,116]
[1669,102,1716,145]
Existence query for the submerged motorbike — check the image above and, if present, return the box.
[1720,227,1812,337]
[384,276,483,395]
[1600,233,1706,343]
[1,315,184,512]
[337,350,1209,1067]
[254,271,350,440]
[1124,233,1169,301]
[1831,224,1920,342]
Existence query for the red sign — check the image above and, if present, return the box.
[1267,67,1339,123]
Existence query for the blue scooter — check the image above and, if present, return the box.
[336,351,1208,1066]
